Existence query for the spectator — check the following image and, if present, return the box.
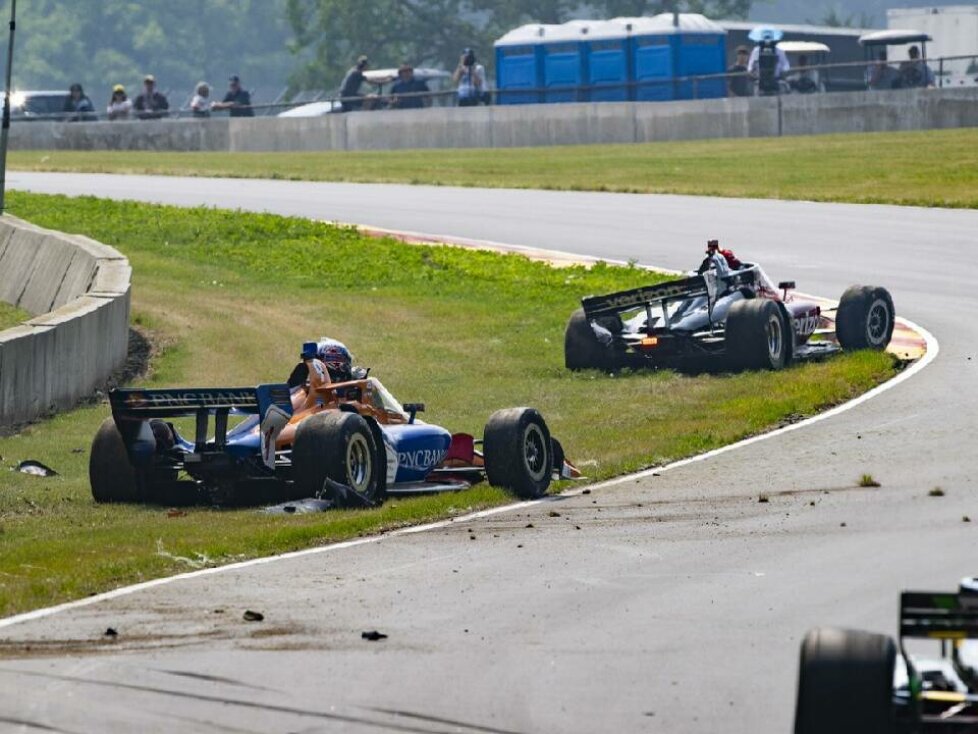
[898,46,935,89]
[748,39,789,96]
[453,48,486,107]
[63,83,96,122]
[727,45,751,97]
[339,56,372,112]
[190,82,212,117]
[212,75,255,117]
[134,75,169,119]
[390,64,430,109]
[789,55,819,94]
[106,84,132,121]
[867,52,899,90]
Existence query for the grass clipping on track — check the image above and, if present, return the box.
[0,192,897,618]
[10,127,978,208]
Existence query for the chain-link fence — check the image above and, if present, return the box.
[9,54,977,123]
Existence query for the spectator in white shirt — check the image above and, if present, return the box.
[106,84,132,121]
[190,82,212,118]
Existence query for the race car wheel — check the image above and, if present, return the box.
[564,308,619,371]
[483,408,553,499]
[794,627,896,734]
[725,299,789,370]
[89,417,143,503]
[292,412,382,505]
[836,286,895,351]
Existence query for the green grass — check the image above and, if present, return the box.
[0,301,30,330]
[0,192,898,617]
[11,127,978,208]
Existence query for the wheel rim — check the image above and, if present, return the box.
[866,299,890,346]
[766,314,783,361]
[345,433,372,493]
[522,424,548,483]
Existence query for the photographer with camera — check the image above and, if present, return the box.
[452,48,487,107]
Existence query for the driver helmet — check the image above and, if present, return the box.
[316,338,354,382]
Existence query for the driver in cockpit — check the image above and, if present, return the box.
[697,239,742,275]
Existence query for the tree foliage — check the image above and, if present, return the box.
[286,0,753,93]
[0,0,294,105]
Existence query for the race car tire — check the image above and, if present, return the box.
[564,308,618,371]
[725,299,789,370]
[89,417,143,503]
[793,627,896,734]
[483,407,552,499]
[836,285,895,351]
[292,412,382,505]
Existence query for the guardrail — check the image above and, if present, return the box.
[0,216,131,429]
[11,53,976,124]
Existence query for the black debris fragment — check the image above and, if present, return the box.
[15,460,58,477]
[104,627,118,637]
[582,489,591,495]
[525,523,534,529]
[548,511,561,517]
[362,630,388,641]
[243,610,264,622]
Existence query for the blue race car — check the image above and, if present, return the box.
[90,370,575,508]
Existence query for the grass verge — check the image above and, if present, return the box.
[10,127,978,208]
[0,192,898,617]
[0,302,30,331]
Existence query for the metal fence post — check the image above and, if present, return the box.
[0,0,17,214]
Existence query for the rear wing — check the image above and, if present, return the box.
[109,385,293,467]
[900,591,978,640]
[581,270,756,320]
[109,385,292,419]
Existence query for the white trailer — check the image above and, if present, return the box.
[888,5,978,87]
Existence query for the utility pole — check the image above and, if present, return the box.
[0,0,17,213]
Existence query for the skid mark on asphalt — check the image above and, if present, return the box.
[0,716,79,734]
[0,668,521,734]
[154,667,277,691]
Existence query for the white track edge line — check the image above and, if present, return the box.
[0,238,938,631]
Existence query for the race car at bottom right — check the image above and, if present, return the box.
[794,577,978,734]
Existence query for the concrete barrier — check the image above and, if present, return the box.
[0,216,130,428]
[10,87,978,154]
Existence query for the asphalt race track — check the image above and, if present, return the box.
[2,173,977,733]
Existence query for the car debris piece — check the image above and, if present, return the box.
[242,610,264,622]
[361,630,388,641]
[104,627,118,637]
[15,460,58,477]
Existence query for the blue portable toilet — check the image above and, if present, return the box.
[541,21,590,103]
[493,25,552,105]
[584,19,633,102]
[658,13,728,100]
[630,16,677,101]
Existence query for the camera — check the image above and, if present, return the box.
[463,49,476,67]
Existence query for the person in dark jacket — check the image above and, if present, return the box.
[134,75,170,120]
[727,46,751,97]
[63,83,96,122]
[212,75,254,117]
[390,64,430,109]
[339,56,371,112]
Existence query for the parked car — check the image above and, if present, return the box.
[7,90,69,121]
